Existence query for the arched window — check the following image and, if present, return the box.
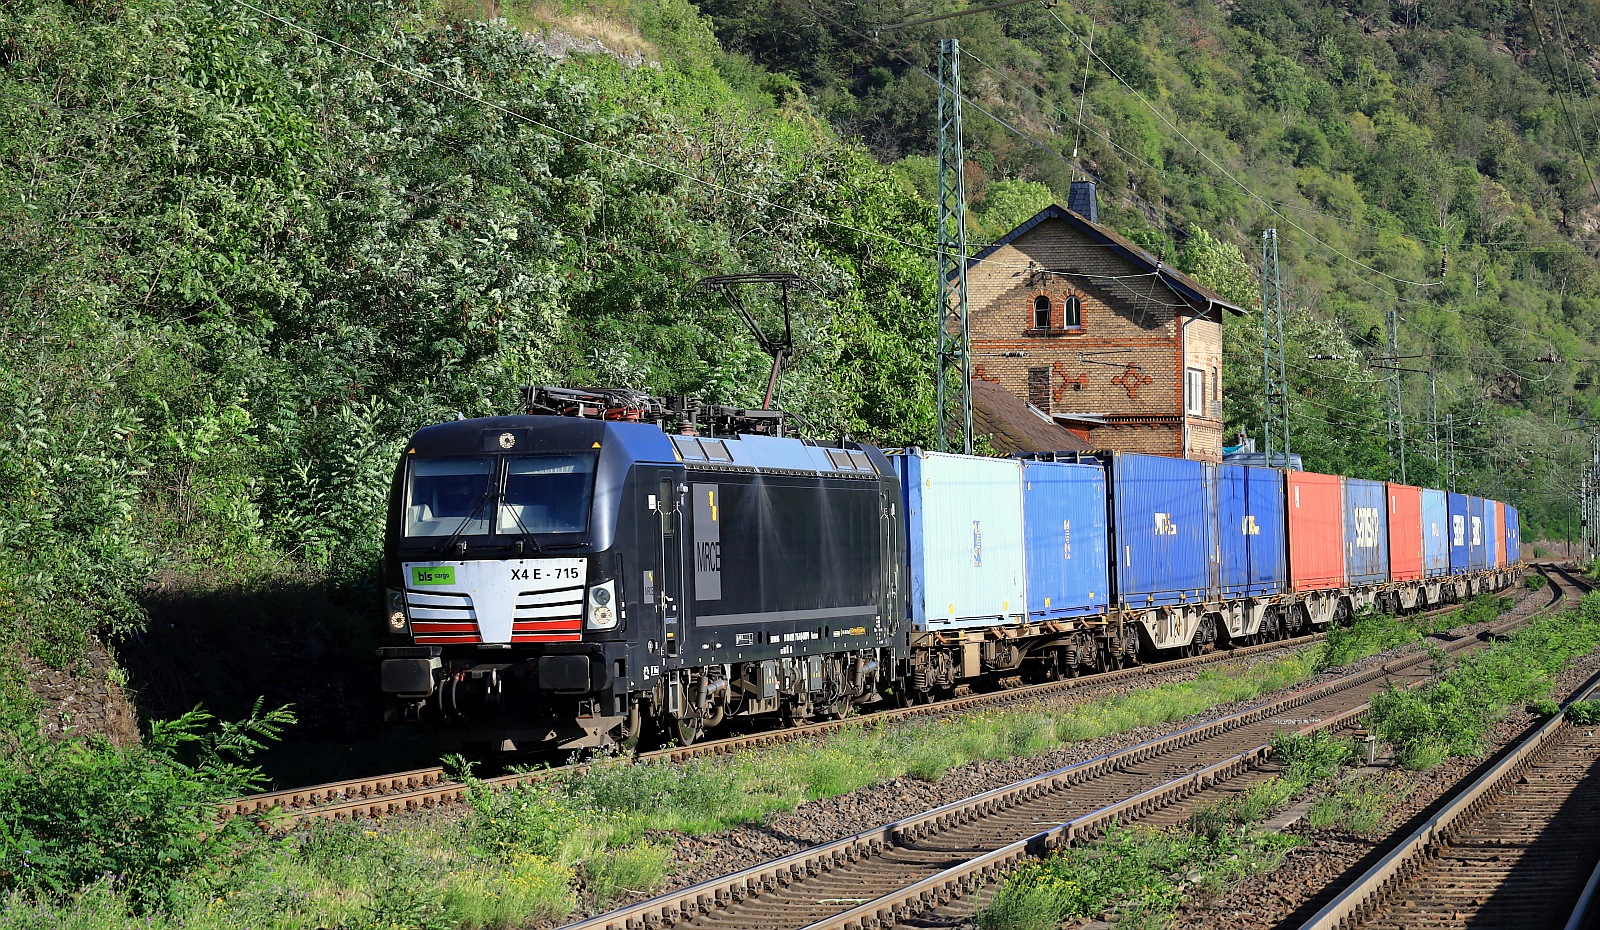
[1063,295,1082,328]
[1033,295,1052,330]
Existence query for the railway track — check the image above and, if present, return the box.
[557,566,1578,930]
[225,628,1331,823]
[224,567,1564,827]
[1296,573,1600,930]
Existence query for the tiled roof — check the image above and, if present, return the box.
[972,378,1092,454]
[963,205,1246,315]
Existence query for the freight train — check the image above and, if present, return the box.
[377,387,1522,752]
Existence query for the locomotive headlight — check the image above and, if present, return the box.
[587,580,618,630]
[386,588,408,632]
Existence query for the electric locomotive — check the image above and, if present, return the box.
[378,387,901,752]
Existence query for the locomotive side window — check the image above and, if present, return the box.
[500,455,598,534]
[405,457,494,537]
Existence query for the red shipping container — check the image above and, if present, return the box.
[1288,471,1345,592]
[1386,483,1423,582]
[1495,500,1507,566]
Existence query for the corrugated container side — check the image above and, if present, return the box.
[1021,460,1110,621]
[1387,484,1424,582]
[1108,453,1216,607]
[1422,488,1450,578]
[1478,496,1491,569]
[1494,501,1507,567]
[1343,478,1390,586]
[1509,506,1521,563]
[1468,496,1487,571]
[1447,492,1471,574]
[1216,464,1287,598]
[1288,471,1345,592]
[895,451,1027,631]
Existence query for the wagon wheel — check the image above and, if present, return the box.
[671,711,704,747]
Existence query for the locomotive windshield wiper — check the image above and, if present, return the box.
[501,502,543,555]
[435,488,495,554]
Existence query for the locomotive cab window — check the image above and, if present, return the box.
[405,457,494,537]
[499,454,597,535]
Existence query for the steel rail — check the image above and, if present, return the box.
[558,573,1561,930]
[1295,666,1600,930]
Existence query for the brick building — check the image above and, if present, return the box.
[965,187,1245,463]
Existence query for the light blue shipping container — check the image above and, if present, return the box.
[1448,492,1471,574]
[1216,463,1287,598]
[1343,478,1389,586]
[1484,500,1499,569]
[895,450,1027,632]
[1021,459,1110,622]
[1099,452,1216,607]
[1421,488,1450,578]
[1469,496,1487,571]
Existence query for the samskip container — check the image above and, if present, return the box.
[1448,492,1470,575]
[1288,471,1345,592]
[1494,501,1507,567]
[1387,483,1423,583]
[895,450,1027,632]
[1101,452,1216,607]
[1021,459,1110,622]
[1469,496,1487,572]
[1343,478,1389,586]
[1421,488,1450,578]
[1216,463,1287,598]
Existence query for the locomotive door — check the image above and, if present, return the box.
[655,473,686,663]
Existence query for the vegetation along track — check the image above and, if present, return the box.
[558,566,1578,930]
[1297,643,1600,926]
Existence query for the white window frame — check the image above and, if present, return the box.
[1186,368,1205,416]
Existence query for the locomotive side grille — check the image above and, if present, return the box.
[406,590,483,644]
[512,583,584,643]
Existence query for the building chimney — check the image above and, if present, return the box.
[1068,180,1099,223]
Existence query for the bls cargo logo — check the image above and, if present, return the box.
[1353,508,1380,548]
[411,566,455,586]
[1242,515,1260,536]
[1154,513,1177,536]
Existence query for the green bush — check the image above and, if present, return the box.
[1271,731,1356,781]
[1566,701,1600,725]
[1525,574,1549,591]
[0,701,293,912]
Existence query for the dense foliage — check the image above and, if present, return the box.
[0,0,938,690]
[693,0,1600,537]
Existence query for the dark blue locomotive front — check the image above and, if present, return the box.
[378,391,903,751]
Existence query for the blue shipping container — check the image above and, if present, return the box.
[1469,496,1487,571]
[1508,506,1520,563]
[1216,464,1287,598]
[1421,488,1450,578]
[1343,478,1390,586]
[1102,452,1216,607]
[1484,501,1499,569]
[1021,460,1110,622]
[895,450,1027,632]
[1447,492,1471,575]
